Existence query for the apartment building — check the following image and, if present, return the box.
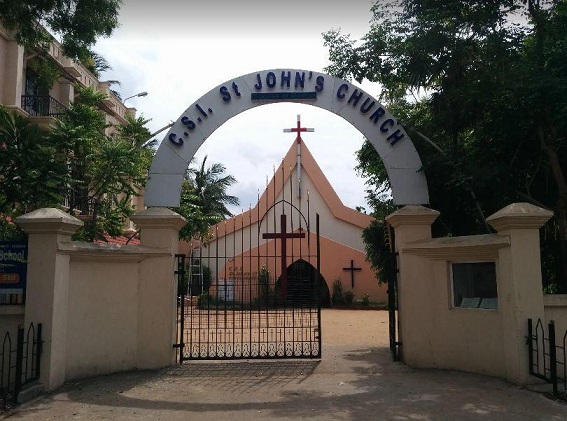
[0,24,135,130]
[0,23,144,236]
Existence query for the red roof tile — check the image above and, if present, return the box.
[95,233,140,245]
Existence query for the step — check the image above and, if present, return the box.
[17,382,44,404]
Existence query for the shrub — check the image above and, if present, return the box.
[332,279,344,304]
[361,293,370,307]
[544,283,558,294]
[344,290,355,304]
[258,265,273,305]
[197,291,211,309]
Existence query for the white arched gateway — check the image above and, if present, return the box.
[144,68,429,206]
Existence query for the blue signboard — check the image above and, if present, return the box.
[0,242,27,304]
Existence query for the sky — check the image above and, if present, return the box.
[95,0,380,214]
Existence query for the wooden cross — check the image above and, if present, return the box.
[343,259,362,289]
[262,214,305,298]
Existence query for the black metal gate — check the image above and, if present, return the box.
[527,318,565,397]
[0,323,42,408]
[385,222,400,361]
[175,203,321,361]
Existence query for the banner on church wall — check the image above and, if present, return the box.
[0,242,27,304]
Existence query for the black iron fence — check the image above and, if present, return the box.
[527,318,566,397]
[21,95,66,117]
[0,323,42,409]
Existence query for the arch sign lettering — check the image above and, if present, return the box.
[145,69,429,207]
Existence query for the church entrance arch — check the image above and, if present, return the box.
[157,69,429,362]
[145,68,429,208]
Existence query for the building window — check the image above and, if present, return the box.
[23,67,50,116]
[451,262,498,309]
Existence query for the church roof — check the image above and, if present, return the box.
[212,140,373,239]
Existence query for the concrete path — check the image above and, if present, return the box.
[4,310,567,420]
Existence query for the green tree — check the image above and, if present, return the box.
[0,0,121,62]
[0,86,153,242]
[0,105,71,238]
[323,0,567,289]
[175,157,239,241]
[50,85,152,241]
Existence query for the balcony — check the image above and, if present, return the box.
[21,95,67,117]
[61,192,96,220]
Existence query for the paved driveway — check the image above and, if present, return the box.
[4,310,567,420]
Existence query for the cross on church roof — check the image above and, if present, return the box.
[283,115,314,200]
[283,114,314,144]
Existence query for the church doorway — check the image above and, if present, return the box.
[277,259,331,308]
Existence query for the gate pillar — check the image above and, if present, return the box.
[385,205,440,363]
[486,203,552,384]
[16,208,83,391]
[131,208,186,368]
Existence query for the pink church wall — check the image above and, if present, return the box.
[178,139,388,306]
[181,232,388,306]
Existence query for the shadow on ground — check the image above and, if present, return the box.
[7,346,567,420]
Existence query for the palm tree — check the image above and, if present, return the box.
[176,156,239,241]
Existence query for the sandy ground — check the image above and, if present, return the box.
[4,309,567,420]
[322,308,390,346]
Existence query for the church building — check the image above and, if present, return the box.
[180,116,387,307]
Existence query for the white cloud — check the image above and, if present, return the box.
[96,0,380,215]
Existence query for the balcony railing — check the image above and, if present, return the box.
[21,95,66,117]
[62,192,96,217]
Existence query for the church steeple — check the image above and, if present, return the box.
[283,115,314,199]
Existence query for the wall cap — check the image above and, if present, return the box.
[15,208,83,235]
[385,205,440,228]
[543,294,567,307]
[403,233,509,260]
[58,241,170,262]
[131,207,186,231]
[487,203,553,232]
